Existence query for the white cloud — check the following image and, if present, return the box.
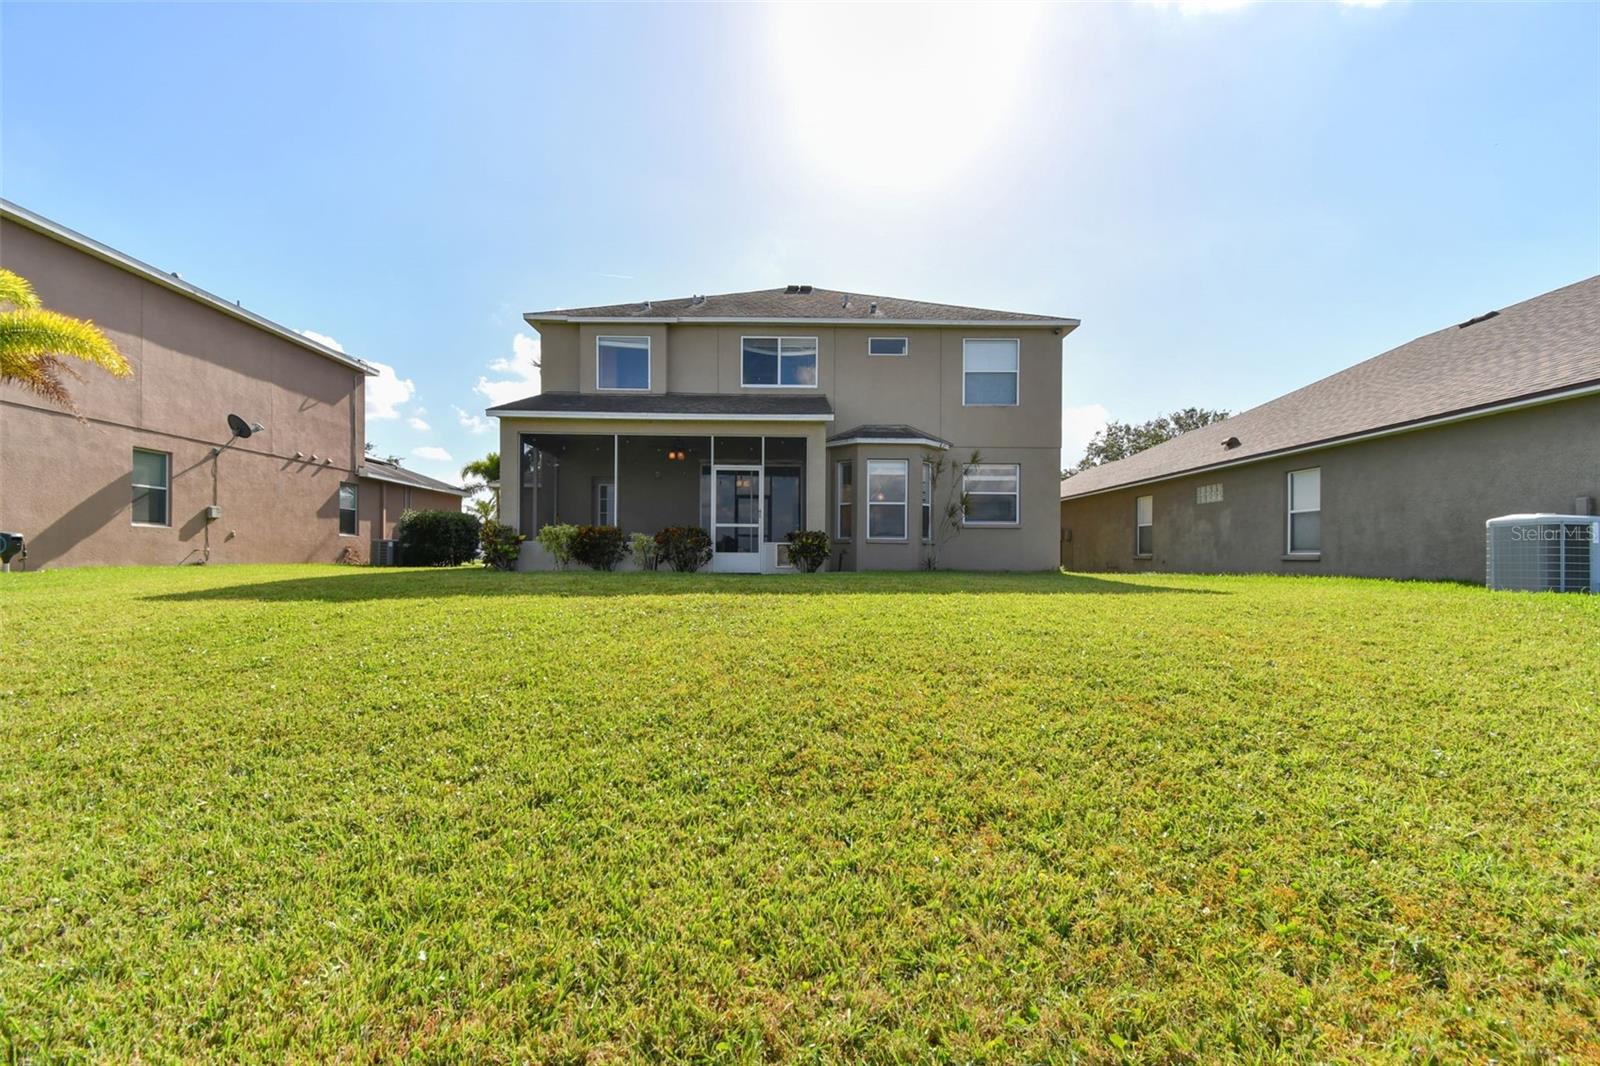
[474,333,542,406]
[364,359,416,421]
[1142,0,1255,13]
[407,416,431,431]
[299,328,346,353]
[453,404,494,435]
[413,445,453,463]
[1062,403,1112,468]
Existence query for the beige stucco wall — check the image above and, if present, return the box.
[1059,394,1600,582]
[524,319,1066,570]
[0,217,369,568]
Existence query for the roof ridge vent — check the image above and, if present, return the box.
[785,284,800,294]
[798,284,813,294]
[642,299,652,311]
[869,301,878,315]
[841,293,850,308]
[1457,310,1499,329]
[691,293,705,305]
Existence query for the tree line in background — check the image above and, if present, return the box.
[1061,407,1231,479]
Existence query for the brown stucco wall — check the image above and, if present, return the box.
[524,319,1066,570]
[1059,394,1600,582]
[0,217,369,568]
[357,479,464,544]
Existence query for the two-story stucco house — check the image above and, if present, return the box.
[490,287,1078,571]
[0,199,463,569]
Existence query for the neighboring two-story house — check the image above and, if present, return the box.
[0,199,461,569]
[489,286,1078,571]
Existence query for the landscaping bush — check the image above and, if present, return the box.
[480,520,526,571]
[395,509,480,566]
[535,523,577,568]
[571,525,627,570]
[787,529,831,573]
[629,531,660,571]
[654,525,712,572]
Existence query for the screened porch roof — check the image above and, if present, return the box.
[487,391,833,421]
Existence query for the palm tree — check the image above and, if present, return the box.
[461,451,499,492]
[0,268,131,411]
[461,451,501,517]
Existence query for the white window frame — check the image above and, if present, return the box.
[595,480,615,526]
[131,448,171,527]
[921,461,934,543]
[962,338,1020,407]
[740,336,819,389]
[961,463,1021,527]
[595,335,651,392]
[835,460,853,541]
[866,459,909,542]
[1286,467,1322,556]
[338,482,359,537]
[868,336,908,357]
[1135,494,1153,557]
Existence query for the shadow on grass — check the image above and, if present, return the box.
[145,568,1227,603]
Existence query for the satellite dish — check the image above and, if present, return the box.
[227,413,254,439]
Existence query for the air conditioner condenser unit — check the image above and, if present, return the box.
[1485,514,1600,593]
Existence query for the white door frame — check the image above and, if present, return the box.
[709,464,763,573]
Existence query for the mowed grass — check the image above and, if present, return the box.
[1,566,1597,1062]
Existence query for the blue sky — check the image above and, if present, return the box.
[4,1,1596,482]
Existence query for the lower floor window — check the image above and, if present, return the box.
[1135,494,1153,555]
[921,462,934,543]
[132,448,170,526]
[339,483,358,535]
[963,463,1020,525]
[867,459,908,540]
[1287,467,1321,553]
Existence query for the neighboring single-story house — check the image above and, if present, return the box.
[1060,276,1599,583]
[0,199,460,569]
[358,456,470,540]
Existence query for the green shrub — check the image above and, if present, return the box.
[571,525,627,571]
[629,531,659,571]
[535,523,577,568]
[395,509,481,566]
[654,526,712,573]
[480,520,526,571]
[787,529,831,573]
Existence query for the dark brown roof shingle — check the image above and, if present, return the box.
[527,287,1074,324]
[486,391,834,418]
[1061,276,1600,499]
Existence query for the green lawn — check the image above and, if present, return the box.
[2,566,1597,1062]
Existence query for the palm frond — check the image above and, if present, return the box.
[0,268,41,311]
[0,308,132,378]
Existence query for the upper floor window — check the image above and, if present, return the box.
[963,463,1020,525]
[1287,467,1321,554]
[869,337,908,357]
[132,448,170,526]
[597,336,650,391]
[339,483,358,536]
[742,336,817,388]
[963,339,1019,405]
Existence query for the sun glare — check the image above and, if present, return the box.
[768,3,1045,197]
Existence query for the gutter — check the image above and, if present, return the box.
[1,198,378,376]
[1060,380,1600,501]
[486,409,835,422]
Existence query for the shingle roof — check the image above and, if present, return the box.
[486,391,834,419]
[1061,276,1600,499]
[526,286,1075,325]
[827,424,951,448]
[359,459,469,496]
